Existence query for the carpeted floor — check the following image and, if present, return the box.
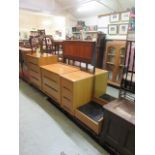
[19,80,110,155]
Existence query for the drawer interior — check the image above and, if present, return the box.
[75,101,104,134]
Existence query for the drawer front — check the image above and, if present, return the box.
[29,70,41,80]
[62,95,73,112]
[43,77,59,91]
[61,79,73,92]
[43,83,60,102]
[27,57,38,65]
[28,63,40,73]
[62,87,73,101]
[42,70,59,85]
[29,74,41,89]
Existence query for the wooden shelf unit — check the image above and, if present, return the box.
[104,40,126,87]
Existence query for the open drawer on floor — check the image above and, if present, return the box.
[75,102,104,135]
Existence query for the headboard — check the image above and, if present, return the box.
[63,40,96,73]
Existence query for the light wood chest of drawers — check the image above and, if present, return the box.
[26,53,58,89]
[60,71,94,115]
[41,63,79,103]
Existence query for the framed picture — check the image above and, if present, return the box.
[110,13,119,23]
[121,12,130,21]
[119,24,128,35]
[108,24,118,35]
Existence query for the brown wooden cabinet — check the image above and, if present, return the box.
[104,41,126,87]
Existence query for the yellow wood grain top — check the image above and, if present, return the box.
[95,68,108,75]
[61,70,93,82]
[41,63,79,75]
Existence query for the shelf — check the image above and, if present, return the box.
[119,64,125,67]
[108,54,115,56]
[84,31,98,33]
[72,32,80,34]
[106,62,114,65]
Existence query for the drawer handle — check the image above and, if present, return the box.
[44,91,58,101]
[44,76,57,83]
[63,86,71,92]
[30,68,39,74]
[63,96,71,102]
[31,75,39,81]
[29,62,37,65]
[45,83,58,92]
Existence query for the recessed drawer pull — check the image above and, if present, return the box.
[44,76,57,83]
[44,91,58,101]
[63,86,71,92]
[31,76,39,81]
[45,83,58,92]
[30,69,39,74]
[63,96,71,102]
[29,62,37,65]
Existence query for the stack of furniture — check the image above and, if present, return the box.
[100,39,135,155]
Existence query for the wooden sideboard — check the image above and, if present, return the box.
[26,53,58,89]
[41,63,79,103]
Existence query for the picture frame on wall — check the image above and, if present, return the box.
[108,24,118,35]
[121,12,130,21]
[110,13,119,23]
[119,24,128,35]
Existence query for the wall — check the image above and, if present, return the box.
[79,14,129,40]
[19,9,77,40]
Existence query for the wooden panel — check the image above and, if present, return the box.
[43,83,60,102]
[61,79,73,92]
[28,63,40,73]
[63,41,95,63]
[27,56,38,65]
[42,70,59,84]
[75,109,103,134]
[94,68,108,98]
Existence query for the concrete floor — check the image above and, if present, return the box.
[19,80,119,155]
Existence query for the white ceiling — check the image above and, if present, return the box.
[20,0,135,18]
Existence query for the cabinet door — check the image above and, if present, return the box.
[115,47,126,84]
[105,46,116,81]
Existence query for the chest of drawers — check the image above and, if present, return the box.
[41,63,79,103]
[26,53,58,89]
[61,71,94,115]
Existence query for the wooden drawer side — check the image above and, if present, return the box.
[75,109,103,135]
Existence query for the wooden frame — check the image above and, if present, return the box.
[110,13,120,23]
[119,24,128,35]
[108,24,118,35]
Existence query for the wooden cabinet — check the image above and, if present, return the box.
[41,63,79,103]
[100,99,135,155]
[61,71,93,115]
[26,53,58,89]
[104,41,126,87]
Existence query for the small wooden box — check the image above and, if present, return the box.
[41,63,79,103]
[60,71,94,115]
[26,53,58,89]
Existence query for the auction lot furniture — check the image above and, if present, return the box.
[41,63,79,103]
[26,53,58,89]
